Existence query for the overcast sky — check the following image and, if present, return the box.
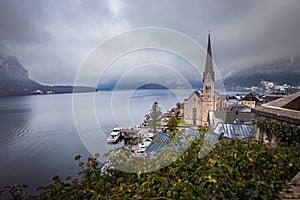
[0,0,300,85]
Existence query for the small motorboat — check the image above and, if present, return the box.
[107,127,122,143]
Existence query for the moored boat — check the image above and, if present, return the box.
[107,127,122,143]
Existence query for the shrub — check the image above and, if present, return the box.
[2,137,300,199]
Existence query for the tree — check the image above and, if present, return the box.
[176,101,181,109]
[167,116,178,132]
[143,114,150,126]
[148,102,163,133]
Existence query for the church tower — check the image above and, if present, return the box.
[202,31,215,126]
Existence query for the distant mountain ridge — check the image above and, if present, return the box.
[3,42,298,94]
[0,43,95,96]
[0,43,43,95]
[97,81,202,90]
[224,56,300,87]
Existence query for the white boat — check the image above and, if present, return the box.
[107,127,122,143]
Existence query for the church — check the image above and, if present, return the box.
[183,31,220,126]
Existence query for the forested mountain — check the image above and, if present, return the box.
[224,56,300,87]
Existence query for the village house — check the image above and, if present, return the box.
[226,96,240,107]
[240,92,262,109]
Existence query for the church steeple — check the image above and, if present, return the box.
[203,30,214,82]
[201,30,216,126]
[207,30,212,57]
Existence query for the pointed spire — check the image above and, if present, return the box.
[203,30,214,82]
[207,30,212,57]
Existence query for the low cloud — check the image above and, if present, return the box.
[0,0,299,85]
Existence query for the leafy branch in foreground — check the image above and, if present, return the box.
[1,137,299,199]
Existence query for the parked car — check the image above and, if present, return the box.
[137,148,145,154]
[139,141,151,149]
[142,137,152,142]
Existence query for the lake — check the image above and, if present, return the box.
[0,89,194,193]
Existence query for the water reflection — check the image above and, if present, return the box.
[0,95,91,194]
[0,90,191,194]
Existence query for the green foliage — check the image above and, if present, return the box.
[167,116,179,132]
[148,101,163,132]
[1,184,28,200]
[2,138,300,199]
[169,130,178,139]
[256,120,300,145]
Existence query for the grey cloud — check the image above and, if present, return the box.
[0,0,299,85]
[119,0,300,74]
[0,0,130,84]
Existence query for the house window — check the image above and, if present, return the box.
[206,86,211,90]
[192,108,197,119]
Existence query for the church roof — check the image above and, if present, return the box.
[203,31,215,82]
[194,90,204,100]
[184,90,203,101]
[184,90,220,102]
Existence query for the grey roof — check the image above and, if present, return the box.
[253,91,300,125]
[123,129,139,135]
[227,104,252,112]
[145,128,199,153]
[227,96,239,100]
[145,132,170,153]
[241,92,262,102]
[185,128,200,137]
[209,110,255,129]
[203,131,220,144]
[213,123,255,139]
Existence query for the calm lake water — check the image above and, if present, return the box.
[0,89,194,193]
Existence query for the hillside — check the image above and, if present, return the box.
[0,44,96,96]
[224,56,300,87]
[0,44,43,95]
[97,80,202,90]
